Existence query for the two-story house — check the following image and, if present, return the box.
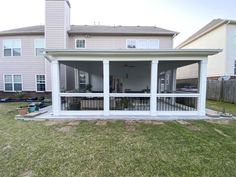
[0,0,220,118]
[177,19,236,80]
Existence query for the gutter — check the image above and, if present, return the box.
[44,49,222,60]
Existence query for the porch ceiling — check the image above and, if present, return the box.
[44,49,222,62]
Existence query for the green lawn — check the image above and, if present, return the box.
[207,100,236,116]
[0,103,236,177]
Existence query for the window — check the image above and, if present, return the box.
[75,39,86,48]
[126,39,159,49]
[36,75,46,91]
[4,75,22,92]
[35,39,45,56]
[234,60,236,75]
[3,40,21,56]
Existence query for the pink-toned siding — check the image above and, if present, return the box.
[45,0,71,91]
[69,35,173,49]
[0,35,46,91]
[45,0,70,49]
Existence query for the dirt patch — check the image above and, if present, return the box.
[187,125,201,131]
[44,121,66,126]
[125,121,136,132]
[96,120,107,126]
[152,121,165,125]
[214,128,230,137]
[125,125,136,132]
[20,170,33,177]
[56,126,75,133]
[125,120,136,125]
[177,120,191,125]
[67,121,80,126]
[206,120,231,125]
[139,120,164,125]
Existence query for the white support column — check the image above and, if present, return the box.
[51,60,60,116]
[198,59,208,116]
[103,60,110,116]
[151,59,158,116]
[172,69,177,92]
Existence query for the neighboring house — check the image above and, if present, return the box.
[177,19,236,80]
[0,0,220,117]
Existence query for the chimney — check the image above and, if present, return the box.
[45,0,71,49]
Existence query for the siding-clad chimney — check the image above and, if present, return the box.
[45,0,71,49]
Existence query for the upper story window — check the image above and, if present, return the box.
[126,39,159,49]
[4,74,22,92]
[35,39,45,56]
[75,39,86,49]
[3,40,21,56]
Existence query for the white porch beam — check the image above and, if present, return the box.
[198,59,208,116]
[151,59,158,116]
[51,60,60,116]
[103,60,110,116]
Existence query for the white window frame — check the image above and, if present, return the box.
[35,74,46,92]
[34,39,45,57]
[2,39,22,57]
[3,74,23,92]
[126,39,160,49]
[75,39,86,49]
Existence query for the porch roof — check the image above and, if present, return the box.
[44,49,221,62]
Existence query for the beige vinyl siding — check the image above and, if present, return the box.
[226,24,236,76]
[177,25,227,79]
[0,35,46,91]
[69,35,173,49]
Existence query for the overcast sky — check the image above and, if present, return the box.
[0,0,235,46]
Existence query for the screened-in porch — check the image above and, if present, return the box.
[45,49,220,117]
[58,60,201,114]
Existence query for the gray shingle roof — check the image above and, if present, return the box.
[69,25,178,36]
[0,25,178,36]
[177,19,236,48]
[0,25,44,35]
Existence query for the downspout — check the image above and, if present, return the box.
[224,20,230,78]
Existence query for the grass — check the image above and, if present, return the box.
[207,100,236,116]
[0,103,236,177]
